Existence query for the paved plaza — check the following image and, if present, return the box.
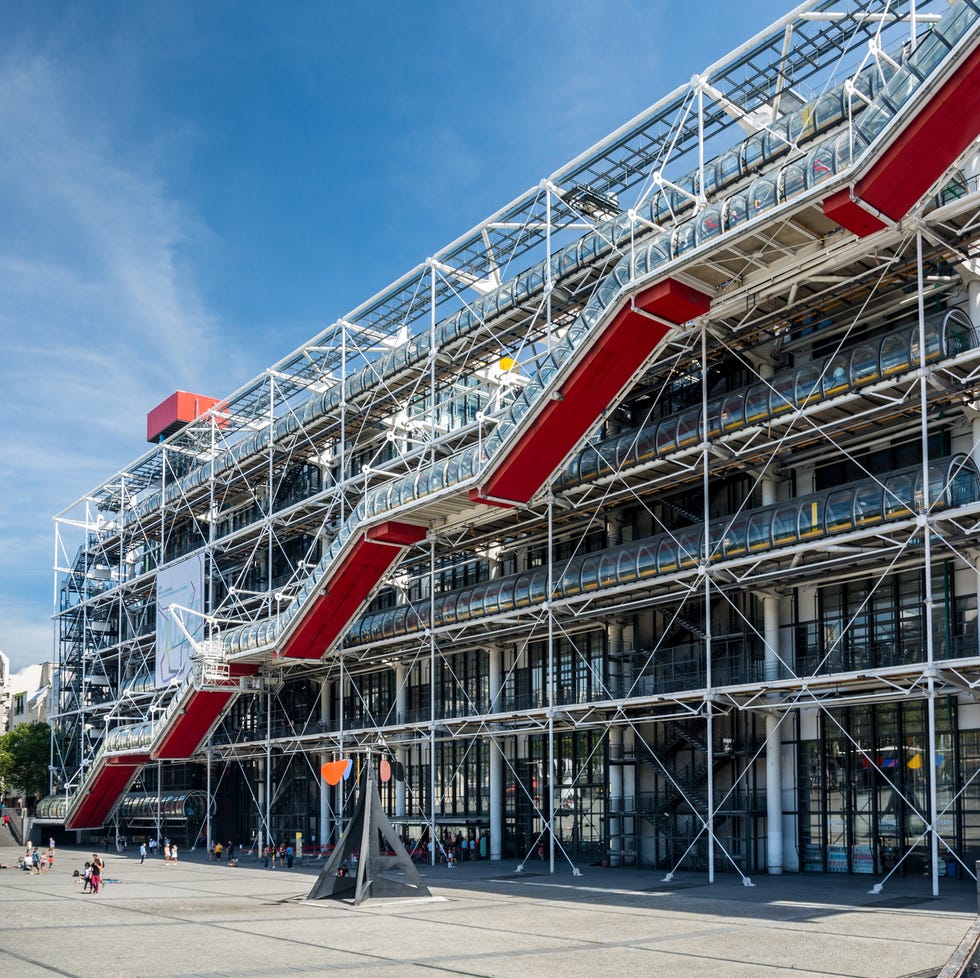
[0,842,977,978]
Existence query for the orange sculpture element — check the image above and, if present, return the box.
[321,759,351,786]
[379,757,391,783]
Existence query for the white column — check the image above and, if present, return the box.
[256,757,266,855]
[319,678,332,848]
[763,592,783,875]
[622,725,636,866]
[607,621,623,698]
[395,663,408,821]
[608,726,623,867]
[489,645,503,861]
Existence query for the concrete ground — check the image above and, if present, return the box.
[0,841,976,978]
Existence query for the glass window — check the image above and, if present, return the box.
[849,344,878,387]
[880,333,911,375]
[744,383,770,424]
[725,193,748,230]
[854,485,883,525]
[822,355,849,396]
[716,148,742,189]
[672,223,696,257]
[883,473,916,518]
[798,497,824,538]
[696,207,723,244]
[825,490,855,533]
[656,416,679,456]
[747,512,771,551]
[749,177,777,218]
[779,162,807,202]
[722,515,748,558]
[720,391,745,431]
[636,542,657,579]
[676,407,702,448]
[769,372,796,415]
[657,537,679,573]
[676,529,701,568]
[807,142,836,186]
[796,365,821,405]
[741,133,766,173]
[772,505,799,546]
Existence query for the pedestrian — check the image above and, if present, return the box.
[214,841,223,862]
[227,841,234,863]
[263,845,270,868]
[49,836,55,851]
[90,861,101,894]
[285,843,294,869]
[139,842,146,864]
[208,841,215,861]
[171,843,179,865]
[82,862,92,892]
[163,843,171,866]
[46,847,55,871]
[148,837,157,857]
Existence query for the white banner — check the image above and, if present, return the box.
[155,552,205,688]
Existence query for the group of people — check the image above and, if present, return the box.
[261,842,295,868]
[208,840,239,866]
[77,853,106,893]
[19,840,56,875]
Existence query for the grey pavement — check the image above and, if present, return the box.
[0,841,976,978]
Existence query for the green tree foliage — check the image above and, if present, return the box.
[0,722,51,801]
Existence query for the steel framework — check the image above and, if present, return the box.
[49,0,980,891]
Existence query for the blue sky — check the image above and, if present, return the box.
[0,0,793,673]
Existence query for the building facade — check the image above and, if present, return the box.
[46,0,980,888]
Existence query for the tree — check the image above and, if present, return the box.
[0,722,51,803]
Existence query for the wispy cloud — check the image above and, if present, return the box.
[0,49,232,671]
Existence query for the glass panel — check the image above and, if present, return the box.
[672,223,696,257]
[883,473,915,517]
[854,485,883,525]
[879,333,911,375]
[696,207,723,244]
[849,344,878,387]
[822,355,849,396]
[796,365,821,405]
[807,142,836,185]
[770,372,796,415]
[798,497,824,538]
[722,514,748,557]
[779,162,807,202]
[675,407,702,448]
[746,512,771,551]
[656,415,679,456]
[748,176,777,218]
[741,133,766,172]
[825,490,855,533]
[725,194,748,230]
[657,537,679,573]
[772,505,799,546]
[720,391,745,431]
[636,542,657,579]
[716,148,741,189]
[675,530,701,568]
[744,383,769,424]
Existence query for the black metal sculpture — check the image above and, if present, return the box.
[307,759,431,906]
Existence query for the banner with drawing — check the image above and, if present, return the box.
[155,552,205,688]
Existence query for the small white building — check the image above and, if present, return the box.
[8,662,54,731]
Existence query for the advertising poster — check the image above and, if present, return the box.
[156,552,205,688]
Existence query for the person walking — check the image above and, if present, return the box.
[171,843,179,865]
[139,842,147,864]
[285,843,294,869]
